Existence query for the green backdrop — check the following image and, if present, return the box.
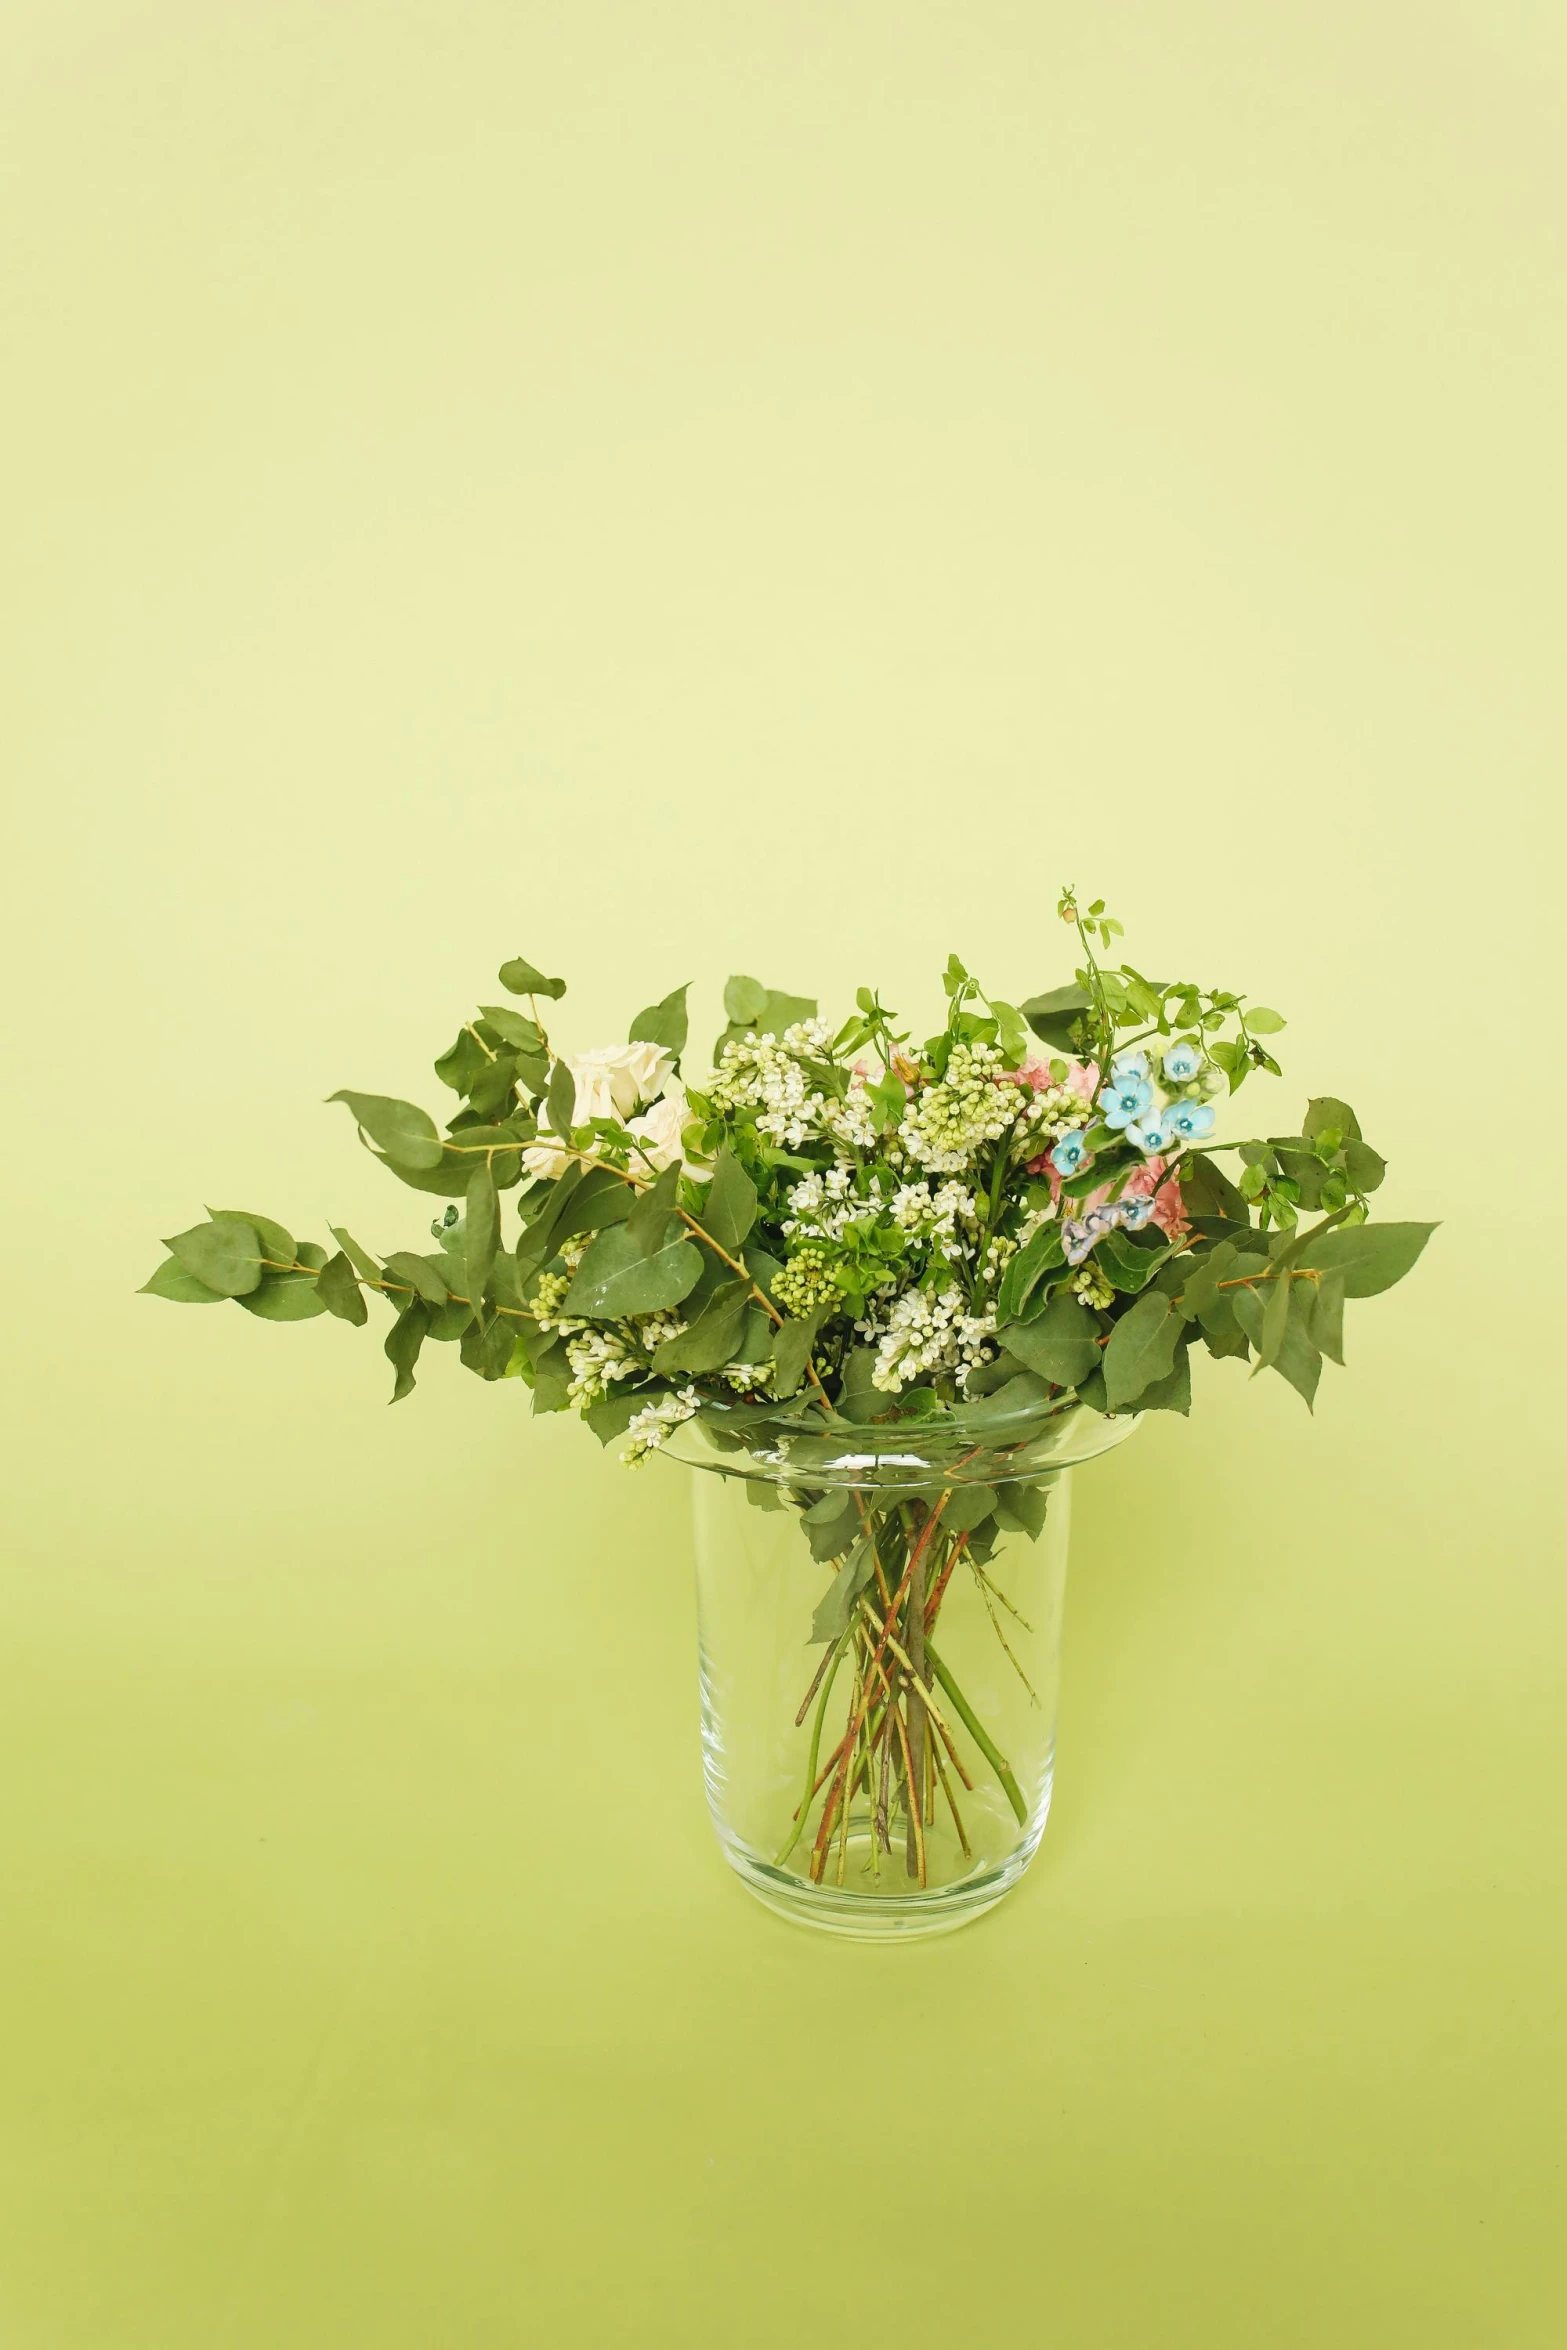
[2,5,1563,2343]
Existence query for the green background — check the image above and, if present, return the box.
[2,5,1563,2342]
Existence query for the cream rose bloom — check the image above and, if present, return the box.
[625,1082,707,1178]
[521,1042,679,1179]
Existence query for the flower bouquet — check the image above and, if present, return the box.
[145,889,1431,1936]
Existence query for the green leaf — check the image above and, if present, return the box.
[550,1165,636,1242]
[563,1223,702,1318]
[811,1539,876,1640]
[630,984,690,1058]
[1019,983,1091,1050]
[942,1484,999,1534]
[994,1479,1051,1538]
[1095,1229,1165,1293]
[723,975,768,1025]
[713,985,817,1059]
[836,1344,894,1420]
[1342,1137,1387,1194]
[962,1372,1054,1425]
[164,1215,264,1298]
[498,956,566,1000]
[237,1269,330,1322]
[996,1221,1066,1323]
[545,1059,576,1144]
[1001,1293,1101,1388]
[625,1162,680,1252]
[1176,1239,1237,1323]
[140,1255,226,1304]
[1303,1095,1362,1144]
[211,1209,294,1268]
[1231,1283,1321,1407]
[464,1053,521,1120]
[329,1227,383,1285]
[699,1146,758,1255]
[1308,1267,1347,1365]
[803,1490,859,1564]
[384,1299,431,1402]
[1102,1291,1181,1410]
[1245,1006,1287,1034]
[653,1277,752,1375]
[382,1251,452,1307]
[464,1162,500,1309]
[1180,1153,1251,1225]
[316,1250,369,1325]
[328,1090,444,1171]
[477,1005,545,1054]
[1136,1343,1192,1415]
[1295,1220,1436,1298]
[434,1026,492,1096]
[584,1387,657,1444]
[772,1309,827,1399]
[1258,1271,1294,1371]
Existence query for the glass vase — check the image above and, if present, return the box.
[666,1397,1140,1939]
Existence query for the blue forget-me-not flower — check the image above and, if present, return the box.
[1162,1040,1202,1083]
[1100,1072,1154,1129]
[1164,1099,1216,1142]
[1050,1128,1091,1177]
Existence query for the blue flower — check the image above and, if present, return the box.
[1126,1114,1177,1154]
[1082,1205,1118,1237]
[1164,1099,1216,1142]
[1110,1049,1150,1084]
[1118,1194,1156,1231]
[1062,1219,1094,1266]
[1050,1128,1091,1177]
[1162,1040,1202,1084]
[1099,1073,1154,1130]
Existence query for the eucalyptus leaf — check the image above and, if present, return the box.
[771,1309,826,1400]
[384,1300,431,1402]
[1019,982,1091,1050]
[1295,1220,1436,1298]
[498,956,566,1000]
[810,1540,876,1640]
[653,1278,752,1375]
[237,1269,329,1322]
[629,984,690,1058]
[164,1216,264,1299]
[382,1251,452,1307]
[941,1484,999,1535]
[1102,1290,1181,1410]
[328,1091,444,1171]
[700,1147,758,1255]
[140,1256,226,1304]
[563,1224,702,1318]
[1002,1293,1101,1388]
[317,1250,369,1325]
[464,1162,500,1309]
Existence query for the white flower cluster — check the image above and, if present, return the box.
[564,1326,642,1409]
[887,1179,979,1264]
[782,1165,867,1242]
[705,1020,836,1151]
[896,1044,1020,1173]
[866,1289,997,1394]
[621,1385,701,1467]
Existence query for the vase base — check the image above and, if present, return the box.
[719,1822,1045,1940]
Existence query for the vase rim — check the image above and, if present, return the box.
[662,1397,1141,1489]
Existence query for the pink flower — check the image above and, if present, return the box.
[1030,1150,1190,1242]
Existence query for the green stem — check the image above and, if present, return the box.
[775,1629,850,1866]
[924,1638,1028,1826]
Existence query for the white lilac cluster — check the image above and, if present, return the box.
[621,1385,702,1467]
[867,1288,997,1395]
[895,1043,1019,1174]
[706,1019,839,1150]
[564,1326,642,1410]
[888,1178,980,1265]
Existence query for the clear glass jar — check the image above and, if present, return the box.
[665,1396,1140,1939]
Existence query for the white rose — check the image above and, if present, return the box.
[521,1041,677,1179]
[626,1083,709,1178]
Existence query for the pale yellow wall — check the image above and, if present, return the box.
[2,6,1562,2345]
